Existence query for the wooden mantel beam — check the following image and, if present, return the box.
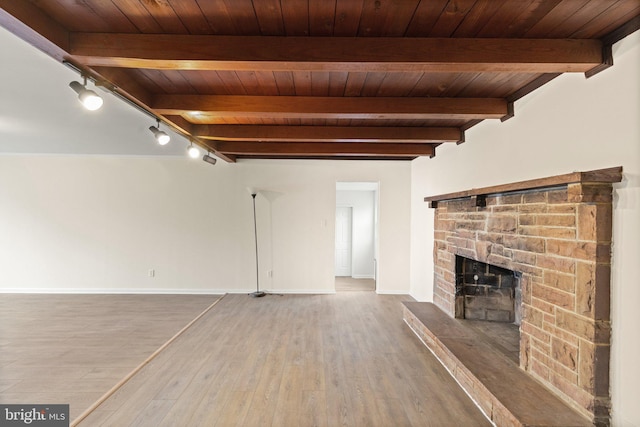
[154,96,507,120]
[214,141,435,157]
[68,34,603,73]
[193,125,462,143]
[424,166,623,207]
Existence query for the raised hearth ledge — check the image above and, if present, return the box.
[424,166,622,208]
[403,302,592,427]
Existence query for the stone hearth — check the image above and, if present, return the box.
[419,167,622,426]
[403,301,591,426]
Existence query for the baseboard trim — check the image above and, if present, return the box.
[375,289,410,295]
[351,274,375,280]
[0,288,237,295]
[0,288,337,295]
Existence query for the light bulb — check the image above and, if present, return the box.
[149,126,170,145]
[156,131,170,145]
[188,145,200,158]
[79,90,103,111]
[69,80,103,111]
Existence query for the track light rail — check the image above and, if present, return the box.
[62,60,216,164]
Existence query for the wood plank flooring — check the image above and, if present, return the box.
[0,294,220,421]
[334,277,376,292]
[75,293,490,426]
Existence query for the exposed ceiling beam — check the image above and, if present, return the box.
[68,34,603,73]
[154,95,508,120]
[238,155,416,161]
[0,1,69,61]
[214,142,435,157]
[193,125,461,143]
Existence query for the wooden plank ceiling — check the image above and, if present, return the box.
[1,1,638,162]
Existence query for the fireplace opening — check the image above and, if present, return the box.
[455,256,522,325]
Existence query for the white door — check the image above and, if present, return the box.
[335,207,352,276]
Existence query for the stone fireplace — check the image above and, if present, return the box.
[424,167,622,426]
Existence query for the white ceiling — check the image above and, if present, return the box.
[0,26,190,156]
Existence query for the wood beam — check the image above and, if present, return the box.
[214,142,435,157]
[237,155,415,161]
[0,2,69,61]
[586,15,640,78]
[68,34,603,73]
[193,125,461,143]
[154,96,507,120]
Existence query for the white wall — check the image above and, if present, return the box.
[336,190,376,279]
[410,31,640,426]
[0,157,410,295]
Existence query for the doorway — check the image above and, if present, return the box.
[335,182,378,291]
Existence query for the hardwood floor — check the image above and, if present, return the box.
[1,292,491,426]
[335,277,376,292]
[74,293,490,426]
[0,294,220,421]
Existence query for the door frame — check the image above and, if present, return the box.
[335,182,379,285]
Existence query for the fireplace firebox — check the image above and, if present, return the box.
[455,256,522,325]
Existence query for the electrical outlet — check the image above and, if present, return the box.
[267,270,273,278]
[148,269,155,278]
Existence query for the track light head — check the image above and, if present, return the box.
[149,119,170,145]
[203,153,217,165]
[78,89,103,111]
[149,126,170,145]
[69,79,103,111]
[187,143,200,159]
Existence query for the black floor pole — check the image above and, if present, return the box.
[250,193,265,297]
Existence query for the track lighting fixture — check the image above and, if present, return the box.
[203,152,217,165]
[149,119,170,145]
[188,142,200,158]
[69,76,103,111]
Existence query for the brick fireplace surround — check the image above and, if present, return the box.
[421,167,622,426]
